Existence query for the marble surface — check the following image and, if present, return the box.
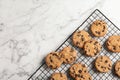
[0,0,120,80]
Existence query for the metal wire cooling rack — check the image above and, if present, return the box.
[28,9,120,80]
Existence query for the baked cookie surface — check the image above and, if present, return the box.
[91,20,107,37]
[115,60,120,77]
[95,56,112,72]
[106,35,120,52]
[50,73,68,80]
[72,30,91,48]
[60,46,77,64]
[45,52,63,69]
[84,39,102,57]
[75,72,92,80]
[69,62,88,78]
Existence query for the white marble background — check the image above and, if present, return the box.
[0,0,120,80]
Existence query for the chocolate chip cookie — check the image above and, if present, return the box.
[75,72,92,80]
[45,52,63,69]
[84,39,102,57]
[72,30,91,48]
[95,56,112,72]
[106,35,120,52]
[90,20,107,37]
[60,46,77,64]
[115,60,120,77]
[50,73,68,80]
[69,62,88,78]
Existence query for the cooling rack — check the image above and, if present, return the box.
[28,9,120,80]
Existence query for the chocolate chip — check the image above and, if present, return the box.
[113,46,116,50]
[103,26,105,29]
[84,70,87,73]
[89,77,91,80]
[75,74,78,77]
[78,70,82,73]
[94,41,98,45]
[70,48,74,52]
[49,65,53,68]
[81,75,84,78]
[102,29,105,32]
[50,59,53,62]
[82,64,86,67]
[101,66,103,68]
[105,60,108,63]
[66,59,69,62]
[53,53,58,56]
[90,41,92,43]
[95,31,98,33]
[109,64,111,67]
[98,65,100,66]
[81,38,84,41]
[60,73,63,77]
[98,32,100,34]
[76,42,80,45]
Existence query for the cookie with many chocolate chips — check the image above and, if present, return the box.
[106,35,120,52]
[69,62,88,78]
[115,60,120,77]
[90,20,107,37]
[60,46,77,64]
[95,56,112,72]
[50,73,68,80]
[45,52,63,69]
[72,30,91,48]
[75,72,92,80]
[84,39,102,57]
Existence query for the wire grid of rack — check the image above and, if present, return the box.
[28,9,120,80]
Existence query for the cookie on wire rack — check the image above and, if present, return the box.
[95,56,112,73]
[72,30,91,48]
[90,20,107,37]
[114,60,120,77]
[69,62,92,80]
[60,46,77,64]
[45,52,63,69]
[84,39,102,57]
[50,73,68,80]
[106,35,120,52]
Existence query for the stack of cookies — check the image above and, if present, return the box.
[45,20,120,80]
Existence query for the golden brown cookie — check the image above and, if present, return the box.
[72,30,91,48]
[95,56,112,72]
[106,35,120,52]
[75,72,92,80]
[90,20,107,37]
[69,62,88,78]
[50,73,68,80]
[84,39,102,57]
[45,52,63,69]
[115,60,120,77]
[60,46,77,64]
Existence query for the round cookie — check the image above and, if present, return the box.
[106,35,120,52]
[95,56,112,72]
[84,39,102,57]
[50,73,68,80]
[90,20,107,37]
[72,30,91,48]
[45,52,63,69]
[69,62,88,78]
[60,46,77,64]
[115,60,120,77]
[75,72,92,80]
